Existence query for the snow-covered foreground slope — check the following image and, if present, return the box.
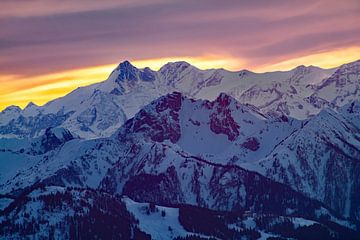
[5,59,360,139]
[1,185,357,239]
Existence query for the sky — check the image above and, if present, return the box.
[0,0,360,110]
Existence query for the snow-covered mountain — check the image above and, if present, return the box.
[0,93,297,196]
[1,92,359,239]
[5,59,360,139]
[1,59,360,239]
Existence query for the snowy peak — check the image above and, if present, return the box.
[113,60,156,83]
[2,105,21,114]
[24,101,37,109]
[115,60,138,81]
[289,65,324,83]
[159,61,192,72]
[0,105,22,126]
[291,64,323,72]
[23,101,38,113]
[158,61,204,89]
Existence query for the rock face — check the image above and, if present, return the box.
[209,94,240,141]
[131,92,182,144]
[40,127,75,152]
[242,137,260,151]
[4,59,360,139]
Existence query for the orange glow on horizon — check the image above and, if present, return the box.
[0,64,118,111]
[0,47,359,111]
[253,46,360,72]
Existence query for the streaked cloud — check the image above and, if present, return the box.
[0,0,359,110]
[0,0,165,18]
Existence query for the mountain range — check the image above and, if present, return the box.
[0,60,360,239]
[1,60,359,139]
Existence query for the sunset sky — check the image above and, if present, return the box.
[1,0,360,110]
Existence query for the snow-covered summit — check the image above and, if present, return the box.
[112,60,156,83]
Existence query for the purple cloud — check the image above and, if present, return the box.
[0,0,359,75]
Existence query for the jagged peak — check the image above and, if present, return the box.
[2,105,21,113]
[112,60,156,82]
[293,64,307,70]
[24,101,38,109]
[159,61,193,72]
[116,60,136,70]
[291,64,322,72]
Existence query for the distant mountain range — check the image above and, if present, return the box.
[1,60,359,139]
[0,60,360,239]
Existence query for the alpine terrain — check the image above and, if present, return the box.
[0,59,360,239]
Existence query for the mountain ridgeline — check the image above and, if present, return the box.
[1,59,359,139]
